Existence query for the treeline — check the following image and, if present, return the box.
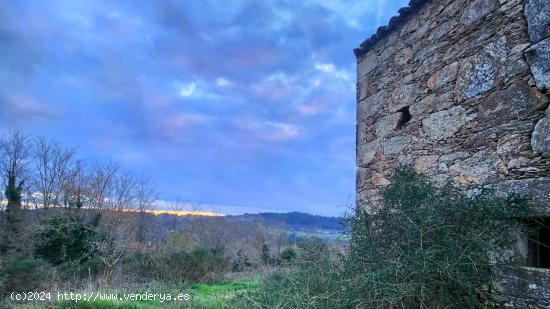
[0,130,157,254]
[0,130,156,214]
[0,131,307,299]
[233,212,342,231]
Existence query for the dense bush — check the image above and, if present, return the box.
[346,168,531,308]
[297,236,328,265]
[233,167,532,308]
[279,247,297,264]
[232,249,252,272]
[186,246,229,282]
[34,213,102,266]
[122,244,229,283]
[0,256,52,295]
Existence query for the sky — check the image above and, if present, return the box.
[0,0,408,216]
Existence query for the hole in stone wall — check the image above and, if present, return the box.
[527,217,550,268]
[397,106,412,129]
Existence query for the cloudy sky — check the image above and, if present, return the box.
[0,0,408,216]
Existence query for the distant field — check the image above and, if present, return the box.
[10,278,260,309]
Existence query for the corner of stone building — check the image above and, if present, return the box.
[355,0,550,305]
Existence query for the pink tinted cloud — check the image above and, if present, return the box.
[236,119,299,143]
[2,95,56,121]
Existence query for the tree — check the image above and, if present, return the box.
[29,136,75,210]
[87,161,118,210]
[167,198,186,231]
[4,172,23,233]
[261,243,271,266]
[134,176,155,244]
[61,159,88,209]
[0,131,29,253]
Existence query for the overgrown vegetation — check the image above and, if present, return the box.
[1,130,535,308]
[0,131,318,308]
[232,167,532,308]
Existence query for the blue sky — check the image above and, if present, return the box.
[0,0,408,216]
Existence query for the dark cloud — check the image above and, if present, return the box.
[0,26,41,75]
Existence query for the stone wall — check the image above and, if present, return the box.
[355,0,550,306]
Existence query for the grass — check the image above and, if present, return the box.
[9,278,260,309]
[187,278,260,308]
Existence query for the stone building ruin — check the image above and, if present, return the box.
[355,0,550,305]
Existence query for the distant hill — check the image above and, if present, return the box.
[229,212,344,233]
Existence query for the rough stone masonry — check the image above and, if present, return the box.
[355,0,550,306]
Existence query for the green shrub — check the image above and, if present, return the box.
[231,242,344,308]
[279,247,297,264]
[232,249,252,272]
[346,167,531,308]
[121,245,229,283]
[186,246,229,282]
[34,213,102,266]
[296,237,327,265]
[120,251,155,282]
[233,167,532,308]
[0,256,52,295]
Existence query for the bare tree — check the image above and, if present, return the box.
[167,197,187,230]
[29,136,75,210]
[0,131,29,187]
[87,161,118,210]
[134,176,155,244]
[0,131,30,252]
[92,236,126,283]
[106,171,135,211]
[101,170,136,248]
[272,226,288,255]
[61,159,88,209]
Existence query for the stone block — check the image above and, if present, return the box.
[525,38,550,91]
[478,81,548,125]
[495,267,550,305]
[357,91,386,122]
[532,106,550,153]
[391,84,417,112]
[410,94,437,117]
[448,151,497,185]
[460,0,497,26]
[429,19,458,41]
[440,151,471,162]
[497,134,525,157]
[382,135,410,155]
[356,167,371,191]
[357,139,379,167]
[357,52,378,79]
[375,112,403,138]
[357,122,368,145]
[525,0,550,44]
[414,155,439,173]
[492,177,550,213]
[455,37,507,101]
[371,173,391,187]
[427,62,459,90]
[404,22,430,46]
[422,106,467,141]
